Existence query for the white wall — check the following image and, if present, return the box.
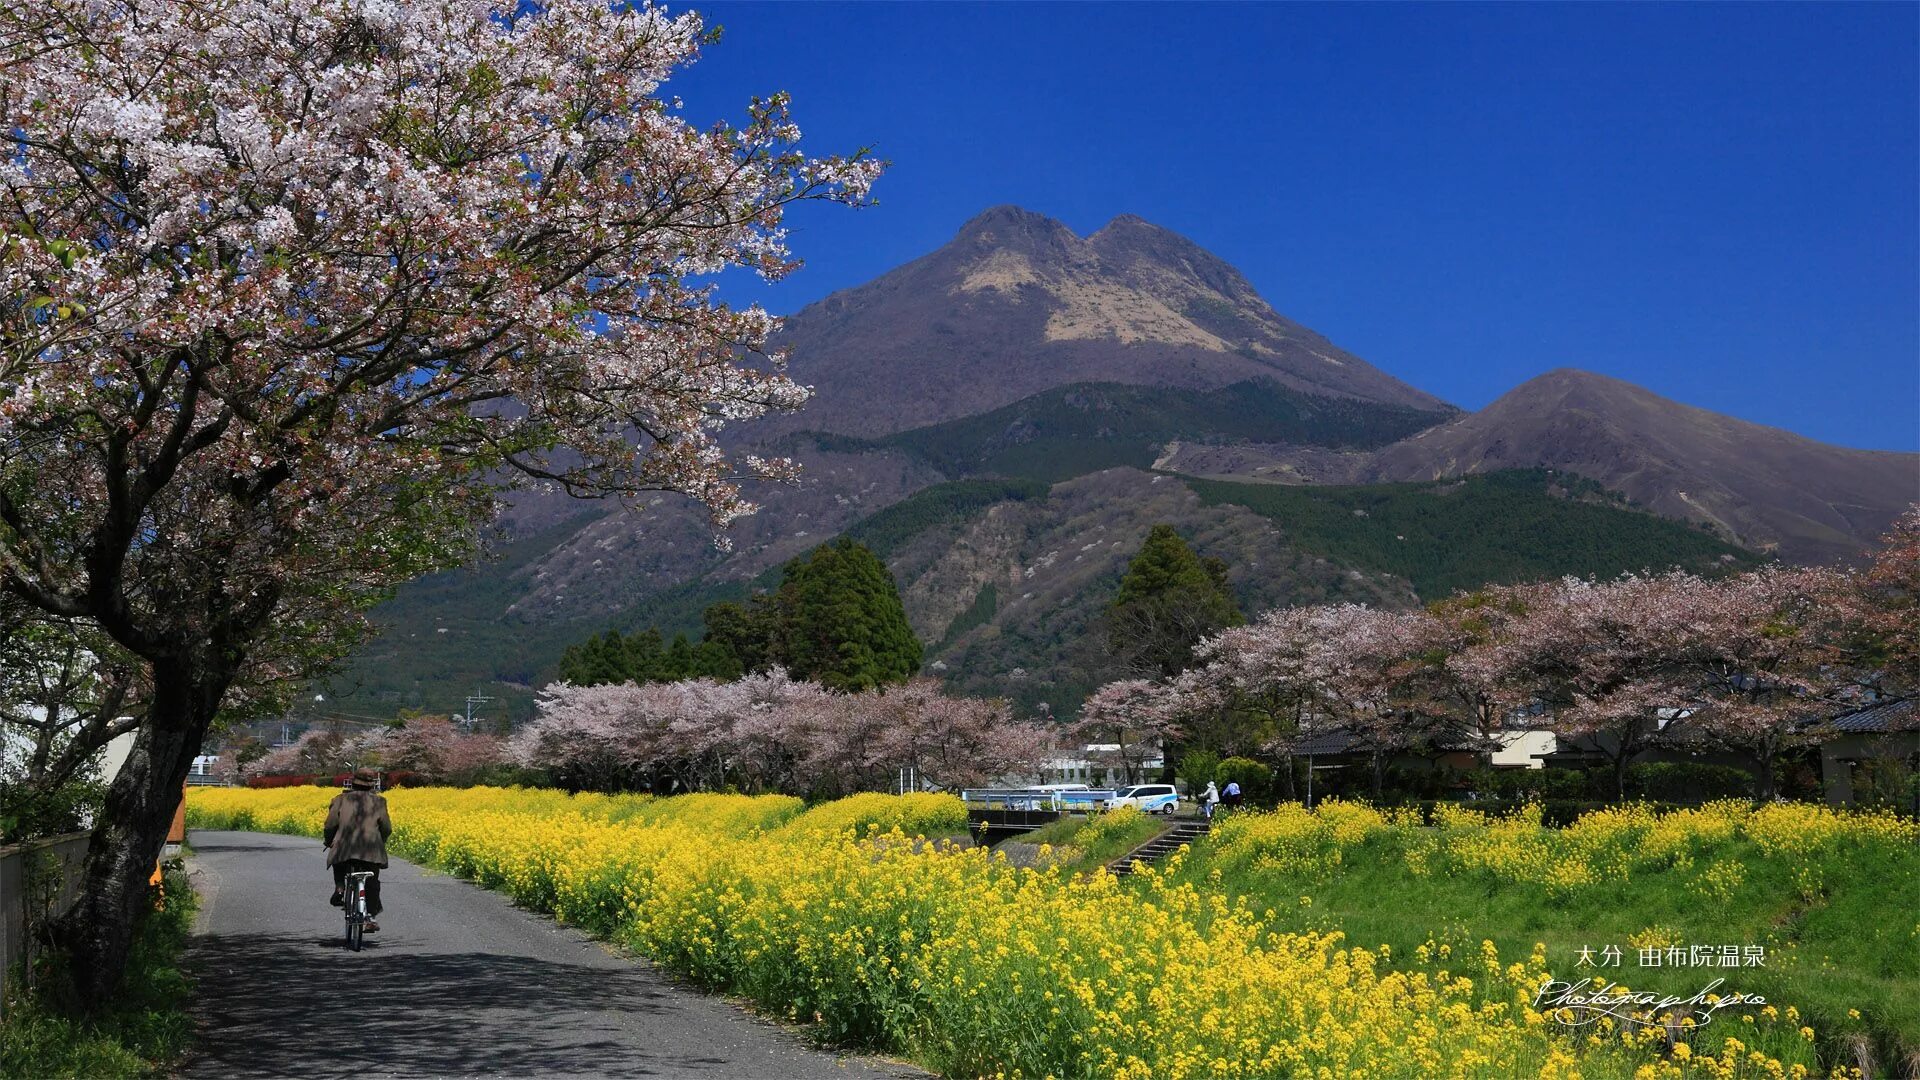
[1489,730,1558,769]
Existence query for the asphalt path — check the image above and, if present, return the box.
[183,830,920,1079]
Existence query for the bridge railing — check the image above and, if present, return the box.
[960,788,1119,811]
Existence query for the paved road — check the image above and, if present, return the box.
[184,830,919,1079]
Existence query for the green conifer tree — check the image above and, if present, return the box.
[689,638,745,681]
[700,599,775,675]
[773,539,922,691]
[557,629,634,685]
[663,632,697,680]
[1108,524,1243,679]
[623,628,666,682]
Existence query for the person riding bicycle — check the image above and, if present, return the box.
[325,769,392,932]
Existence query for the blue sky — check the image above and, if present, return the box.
[671,3,1918,451]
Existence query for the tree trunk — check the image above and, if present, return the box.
[1611,750,1630,803]
[1752,752,1777,803]
[1280,754,1298,802]
[61,670,220,1006]
[1370,750,1386,801]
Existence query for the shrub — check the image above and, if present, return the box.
[1216,756,1273,802]
[1623,762,1754,802]
[1177,750,1221,791]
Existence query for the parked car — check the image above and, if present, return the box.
[1103,784,1180,815]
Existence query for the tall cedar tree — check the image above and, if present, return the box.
[558,542,919,690]
[1108,524,1244,680]
[775,540,923,691]
[701,600,777,676]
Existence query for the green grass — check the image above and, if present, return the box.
[0,862,197,1078]
[1186,469,1759,599]
[1163,806,1919,1073]
[1019,808,1166,873]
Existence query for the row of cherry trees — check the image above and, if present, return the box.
[1080,511,1919,801]
[237,716,505,787]
[513,671,1052,797]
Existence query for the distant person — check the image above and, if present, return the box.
[325,769,392,932]
[1222,779,1242,811]
[1201,780,1220,820]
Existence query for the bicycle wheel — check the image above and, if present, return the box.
[345,884,363,951]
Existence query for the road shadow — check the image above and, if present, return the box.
[183,932,738,1078]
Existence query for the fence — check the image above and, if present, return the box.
[0,830,91,1021]
[960,787,1119,811]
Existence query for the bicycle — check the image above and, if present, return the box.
[342,869,376,951]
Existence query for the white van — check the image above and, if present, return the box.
[1103,784,1180,815]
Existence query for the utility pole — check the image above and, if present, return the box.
[463,693,493,733]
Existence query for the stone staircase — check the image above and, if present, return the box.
[1106,817,1211,877]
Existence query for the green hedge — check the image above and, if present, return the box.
[1362,762,1758,804]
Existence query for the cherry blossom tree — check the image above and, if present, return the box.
[1485,574,1702,800]
[1311,606,1449,799]
[0,600,141,803]
[1857,506,1920,695]
[360,714,504,784]
[514,673,1042,797]
[1675,566,1862,800]
[1177,605,1416,798]
[512,682,650,793]
[868,679,1050,791]
[0,0,879,996]
[1073,679,1182,785]
[1418,590,1539,758]
[248,727,353,780]
[1184,609,1328,768]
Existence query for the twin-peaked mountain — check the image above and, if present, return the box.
[334,207,1920,720]
[764,205,1448,438]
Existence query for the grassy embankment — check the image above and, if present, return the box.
[0,862,196,1078]
[1016,806,1166,873]
[1169,800,1918,1073]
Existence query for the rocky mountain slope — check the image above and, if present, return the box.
[1160,369,1917,564]
[763,206,1452,437]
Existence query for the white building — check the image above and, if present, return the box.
[1040,743,1165,786]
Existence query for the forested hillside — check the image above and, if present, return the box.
[812,379,1446,483]
[472,467,1760,723]
[1186,470,1759,599]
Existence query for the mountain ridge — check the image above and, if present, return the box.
[764,205,1453,438]
[1160,367,1917,563]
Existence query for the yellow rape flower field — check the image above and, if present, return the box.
[188,787,1911,1080]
